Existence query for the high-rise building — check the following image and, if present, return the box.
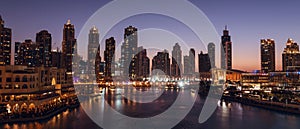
[62,20,77,73]
[183,55,190,75]
[87,26,100,75]
[36,30,52,67]
[95,46,103,82]
[51,48,64,68]
[183,48,196,75]
[104,37,116,80]
[152,50,170,76]
[0,15,12,65]
[199,51,211,72]
[282,38,300,71]
[15,39,37,67]
[14,42,21,65]
[189,48,196,73]
[130,46,150,80]
[221,26,232,70]
[261,39,275,73]
[171,43,182,78]
[121,26,138,77]
[208,42,215,68]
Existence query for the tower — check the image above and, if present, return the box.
[208,42,215,68]
[171,43,182,78]
[88,26,100,75]
[104,37,116,80]
[261,39,275,73]
[36,30,52,67]
[121,26,138,77]
[282,38,300,71]
[221,25,232,70]
[152,50,170,76]
[0,15,12,65]
[62,19,77,73]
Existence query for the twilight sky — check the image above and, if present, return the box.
[1,0,300,72]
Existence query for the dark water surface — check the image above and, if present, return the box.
[1,87,300,129]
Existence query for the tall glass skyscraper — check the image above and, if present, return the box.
[87,26,100,75]
[121,26,138,77]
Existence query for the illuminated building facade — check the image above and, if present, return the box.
[36,30,52,67]
[0,65,66,115]
[62,20,77,73]
[104,37,116,80]
[0,15,12,66]
[261,39,275,73]
[121,26,138,77]
[87,26,100,75]
[282,38,300,71]
[221,26,232,70]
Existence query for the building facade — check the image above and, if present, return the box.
[36,30,52,67]
[121,26,138,77]
[199,51,211,73]
[87,26,100,75]
[130,46,150,80]
[261,39,275,73]
[221,26,232,70]
[0,15,12,66]
[0,65,66,116]
[282,38,300,71]
[104,37,116,80]
[152,50,170,76]
[171,43,182,78]
[62,20,77,73]
[208,42,215,68]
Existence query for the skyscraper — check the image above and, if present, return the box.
[189,48,196,73]
[15,39,37,67]
[51,48,64,68]
[208,42,215,68]
[221,26,232,70]
[121,26,138,77]
[36,30,52,67]
[88,26,100,75]
[14,42,21,65]
[261,39,275,73]
[282,38,300,71]
[152,50,170,76]
[130,46,150,80]
[0,15,12,65]
[171,43,182,78]
[183,55,190,75]
[104,37,116,80]
[199,51,211,72]
[184,48,196,76]
[62,20,77,73]
[95,46,102,82]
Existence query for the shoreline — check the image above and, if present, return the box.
[222,95,300,115]
[0,103,80,124]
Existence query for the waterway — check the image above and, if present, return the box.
[1,87,300,129]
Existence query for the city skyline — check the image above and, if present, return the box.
[1,0,300,71]
[2,1,300,128]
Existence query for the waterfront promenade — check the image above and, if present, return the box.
[222,95,300,115]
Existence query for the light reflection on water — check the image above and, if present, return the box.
[1,86,300,129]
